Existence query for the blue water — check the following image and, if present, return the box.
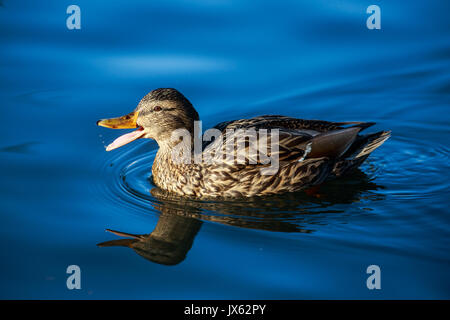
[1,0,449,299]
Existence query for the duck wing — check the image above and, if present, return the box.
[202,128,312,166]
[196,115,388,197]
[203,115,375,164]
[211,115,374,134]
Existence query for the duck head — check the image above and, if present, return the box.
[97,88,199,151]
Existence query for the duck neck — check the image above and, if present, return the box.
[152,131,199,191]
[156,131,196,164]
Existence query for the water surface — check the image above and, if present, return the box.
[0,0,449,299]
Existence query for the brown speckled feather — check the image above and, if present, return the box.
[152,115,388,198]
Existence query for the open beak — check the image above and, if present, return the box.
[97,111,146,151]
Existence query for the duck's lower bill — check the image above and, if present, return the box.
[96,111,144,151]
[105,127,145,151]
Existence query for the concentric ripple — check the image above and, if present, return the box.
[94,137,415,234]
[94,96,450,235]
[378,134,450,198]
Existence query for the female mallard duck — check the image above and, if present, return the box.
[97,88,390,198]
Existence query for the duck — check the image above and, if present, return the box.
[97,88,390,198]
[98,213,202,266]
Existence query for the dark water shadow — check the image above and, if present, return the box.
[0,142,40,154]
[98,170,385,266]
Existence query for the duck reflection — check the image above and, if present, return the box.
[98,170,384,265]
[98,213,202,266]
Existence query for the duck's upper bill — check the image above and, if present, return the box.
[97,111,145,151]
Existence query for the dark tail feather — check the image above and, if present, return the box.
[352,130,391,159]
[332,130,391,177]
[350,122,376,132]
[334,121,376,132]
[308,127,360,159]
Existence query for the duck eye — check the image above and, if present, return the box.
[153,106,162,112]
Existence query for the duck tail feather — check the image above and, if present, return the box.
[353,130,391,159]
[333,121,376,132]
